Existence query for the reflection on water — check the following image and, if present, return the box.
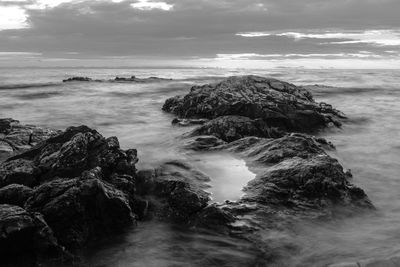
[1,68,400,266]
[188,152,256,203]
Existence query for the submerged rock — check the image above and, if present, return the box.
[163,75,345,132]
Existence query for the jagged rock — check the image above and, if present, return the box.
[137,161,210,221]
[163,75,345,132]
[0,204,68,265]
[0,118,60,161]
[189,115,284,142]
[3,125,138,185]
[25,169,136,250]
[0,184,33,206]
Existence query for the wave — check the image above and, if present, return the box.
[0,82,62,90]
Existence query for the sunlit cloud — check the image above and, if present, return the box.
[130,0,173,11]
[0,5,28,30]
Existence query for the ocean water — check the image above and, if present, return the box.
[0,67,399,266]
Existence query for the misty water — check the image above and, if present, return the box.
[1,67,400,266]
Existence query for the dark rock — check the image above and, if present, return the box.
[4,125,138,184]
[189,115,284,142]
[0,118,60,161]
[137,161,210,221]
[163,75,345,132]
[0,204,68,265]
[0,158,39,187]
[62,77,92,82]
[25,169,136,250]
[0,184,33,206]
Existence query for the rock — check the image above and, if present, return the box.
[25,169,136,250]
[218,134,373,212]
[0,204,68,265]
[163,75,345,132]
[136,161,210,221]
[0,123,140,260]
[189,115,284,142]
[243,154,372,211]
[0,118,60,161]
[3,125,138,184]
[62,77,92,82]
[0,184,33,206]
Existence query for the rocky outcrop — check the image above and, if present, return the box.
[0,118,60,161]
[163,75,345,133]
[0,123,139,264]
[3,125,138,186]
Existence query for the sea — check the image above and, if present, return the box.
[1,67,400,266]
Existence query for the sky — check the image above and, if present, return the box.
[0,0,400,68]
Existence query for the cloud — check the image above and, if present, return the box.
[0,5,28,30]
[237,30,400,46]
[130,0,173,11]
